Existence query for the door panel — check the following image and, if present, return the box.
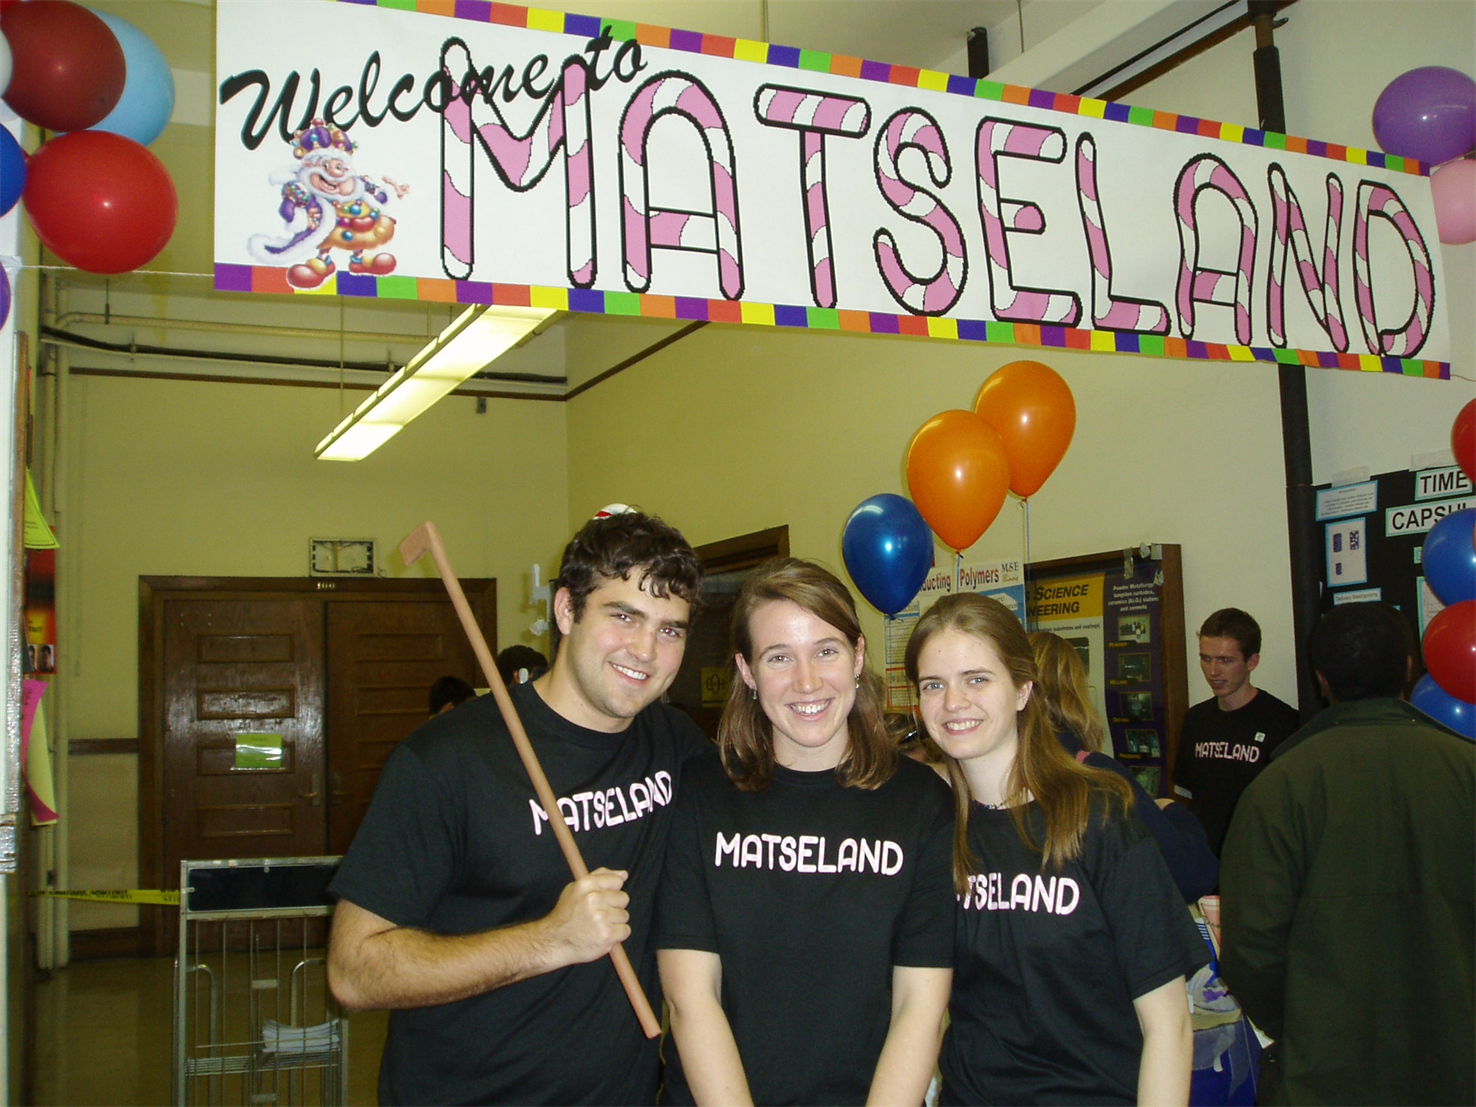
[162,599,328,876]
[325,601,481,853]
[142,578,496,955]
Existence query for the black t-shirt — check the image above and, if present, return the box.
[328,683,708,1106]
[941,798,1210,1106]
[656,751,955,1106]
[1172,689,1300,856]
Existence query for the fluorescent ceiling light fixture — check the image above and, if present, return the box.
[316,303,556,461]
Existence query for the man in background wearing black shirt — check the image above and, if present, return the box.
[1171,608,1299,857]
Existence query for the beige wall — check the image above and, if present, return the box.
[58,375,568,927]
[566,325,1303,697]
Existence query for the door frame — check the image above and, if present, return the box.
[138,575,495,956]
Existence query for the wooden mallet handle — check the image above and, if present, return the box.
[399,522,662,1039]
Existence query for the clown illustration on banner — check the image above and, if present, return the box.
[248,118,410,289]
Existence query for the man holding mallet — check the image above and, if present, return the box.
[328,509,707,1105]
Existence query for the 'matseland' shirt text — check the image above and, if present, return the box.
[657,752,954,1106]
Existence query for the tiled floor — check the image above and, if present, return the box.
[32,956,389,1106]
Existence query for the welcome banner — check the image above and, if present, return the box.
[214,0,1451,377]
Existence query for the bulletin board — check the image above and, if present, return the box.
[1311,463,1473,639]
[1026,545,1188,798]
[884,544,1188,797]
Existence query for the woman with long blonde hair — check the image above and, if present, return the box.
[657,559,955,1106]
[1029,631,1108,752]
[906,594,1207,1106]
[1030,631,1217,902]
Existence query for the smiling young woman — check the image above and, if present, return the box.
[655,559,955,1107]
[905,594,1209,1107]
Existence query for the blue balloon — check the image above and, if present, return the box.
[88,13,174,146]
[1423,508,1476,606]
[842,494,934,616]
[1411,673,1476,740]
[0,128,23,217]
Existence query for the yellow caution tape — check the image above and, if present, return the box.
[32,889,179,905]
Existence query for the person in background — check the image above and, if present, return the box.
[327,510,707,1105]
[497,644,549,687]
[1031,632,1217,902]
[908,594,1205,1107]
[427,675,475,716]
[658,559,954,1106]
[1171,608,1299,857]
[1220,603,1474,1105]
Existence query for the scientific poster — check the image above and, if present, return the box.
[884,557,1025,709]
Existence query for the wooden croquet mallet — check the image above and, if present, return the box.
[399,521,662,1039]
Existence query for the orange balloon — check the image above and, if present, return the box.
[973,360,1076,498]
[905,410,1011,552]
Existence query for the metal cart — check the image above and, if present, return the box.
[173,857,347,1106]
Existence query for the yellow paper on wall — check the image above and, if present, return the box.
[26,695,58,826]
[24,470,58,550]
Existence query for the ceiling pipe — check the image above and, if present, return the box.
[53,311,440,348]
[39,325,567,387]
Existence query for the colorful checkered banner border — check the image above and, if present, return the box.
[213,0,1450,378]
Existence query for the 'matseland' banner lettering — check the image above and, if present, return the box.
[213,0,1451,375]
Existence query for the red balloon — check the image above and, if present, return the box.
[1454,399,1476,486]
[905,410,1011,552]
[1423,599,1476,705]
[0,1,125,132]
[974,360,1077,498]
[23,132,177,274]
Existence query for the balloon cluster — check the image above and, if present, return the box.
[1372,66,1476,245]
[0,0,179,279]
[842,360,1075,614]
[1410,400,1476,739]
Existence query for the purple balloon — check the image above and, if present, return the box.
[0,267,9,331]
[1373,66,1476,165]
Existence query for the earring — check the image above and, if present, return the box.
[855,677,860,689]
[750,686,757,701]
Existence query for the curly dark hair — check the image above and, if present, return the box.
[1312,602,1413,702]
[556,510,703,621]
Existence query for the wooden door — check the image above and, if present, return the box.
[664,527,790,741]
[161,598,328,874]
[142,577,497,955]
[325,599,481,852]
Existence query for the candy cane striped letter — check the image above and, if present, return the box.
[754,85,871,309]
[439,38,596,286]
[975,118,1081,326]
[619,71,744,299]
[1352,180,1434,358]
[873,108,967,316]
[1173,154,1258,345]
[1266,166,1347,350]
[1075,133,1168,334]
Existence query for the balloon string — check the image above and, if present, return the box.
[1022,497,1032,628]
[1024,497,1032,566]
[956,548,962,593]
